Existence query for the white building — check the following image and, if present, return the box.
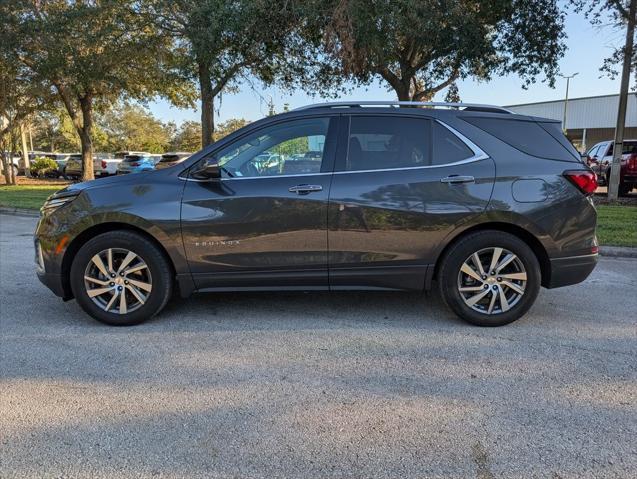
[506,93,637,152]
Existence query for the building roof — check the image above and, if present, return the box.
[505,93,637,130]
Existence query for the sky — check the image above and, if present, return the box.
[147,7,630,125]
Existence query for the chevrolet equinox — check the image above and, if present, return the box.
[35,102,598,326]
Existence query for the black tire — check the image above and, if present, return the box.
[70,230,173,326]
[438,230,541,326]
[619,184,631,197]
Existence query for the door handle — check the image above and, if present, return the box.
[440,175,475,184]
[288,184,323,194]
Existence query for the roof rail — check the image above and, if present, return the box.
[293,101,513,114]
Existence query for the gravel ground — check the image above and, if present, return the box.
[1,213,636,479]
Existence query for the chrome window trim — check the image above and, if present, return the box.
[181,172,331,182]
[332,157,489,175]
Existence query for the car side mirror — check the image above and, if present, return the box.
[193,159,221,179]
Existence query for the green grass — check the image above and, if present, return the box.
[1,185,635,248]
[596,205,637,248]
[0,185,64,210]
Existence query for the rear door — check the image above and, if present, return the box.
[327,114,495,290]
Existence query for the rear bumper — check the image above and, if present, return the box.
[546,253,598,288]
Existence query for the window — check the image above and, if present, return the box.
[432,122,474,165]
[586,145,600,158]
[345,116,430,171]
[608,141,637,157]
[463,117,579,161]
[211,118,329,178]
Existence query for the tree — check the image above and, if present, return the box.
[170,121,203,152]
[100,103,172,153]
[444,83,462,104]
[214,119,251,141]
[0,53,53,184]
[1,0,192,180]
[309,0,567,101]
[570,1,636,84]
[149,0,295,147]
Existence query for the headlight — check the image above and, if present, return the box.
[41,191,80,214]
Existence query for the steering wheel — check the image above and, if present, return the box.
[241,161,260,178]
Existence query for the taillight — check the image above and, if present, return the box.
[563,170,597,196]
[101,160,106,169]
[130,162,140,167]
[628,154,637,172]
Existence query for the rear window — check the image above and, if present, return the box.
[608,141,637,156]
[432,122,474,165]
[463,117,579,161]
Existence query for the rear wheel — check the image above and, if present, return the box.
[438,231,541,326]
[70,231,173,325]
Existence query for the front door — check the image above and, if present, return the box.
[328,114,495,290]
[181,115,339,290]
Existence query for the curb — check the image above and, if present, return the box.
[1,207,636,259]
[599,246,637,259]
[0,207,40,217]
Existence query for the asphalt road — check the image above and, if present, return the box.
[1,213,636,478]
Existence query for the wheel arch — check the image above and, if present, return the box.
[432,222,551,288]
[60,222,176,300]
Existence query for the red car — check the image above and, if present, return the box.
[585,140,637,196]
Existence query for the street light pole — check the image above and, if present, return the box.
[560,73,578,134]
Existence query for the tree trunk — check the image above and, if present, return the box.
[79,96,94,182]
[608,0,636,201]
[1,151,15,185]
[20,123,31,177]
[199,62,215,147]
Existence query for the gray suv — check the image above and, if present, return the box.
[35,102,598,327]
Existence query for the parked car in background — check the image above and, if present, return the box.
[155,152,192,170]
[97,154,123,177]
[585,140,637,195]
[36,101,598,327]
[116,153,158,174]
[63,154,106,179]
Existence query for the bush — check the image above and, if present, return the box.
[30,157,59,178]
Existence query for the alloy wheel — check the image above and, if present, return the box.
[83,248,152,315]
[457,247,527,315]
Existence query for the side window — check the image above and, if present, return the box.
[345,116,430,171]
[212,117,330,178]
[432,122,475,165]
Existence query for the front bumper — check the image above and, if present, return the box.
[547,253,598,288]
[36,270,67,298]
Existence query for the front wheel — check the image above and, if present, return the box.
[70,231,173,325]
[438,231,541,326]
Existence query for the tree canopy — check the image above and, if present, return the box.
[1,0,193,179]
[149,0,295,146]
[304,0,567,100]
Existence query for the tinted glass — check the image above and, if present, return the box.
[213,118,329,178]
[432,122,474,165]
[608,141,637,156]
[464,117,578,161]
[587,145,600,157]
[345,116,430,171]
